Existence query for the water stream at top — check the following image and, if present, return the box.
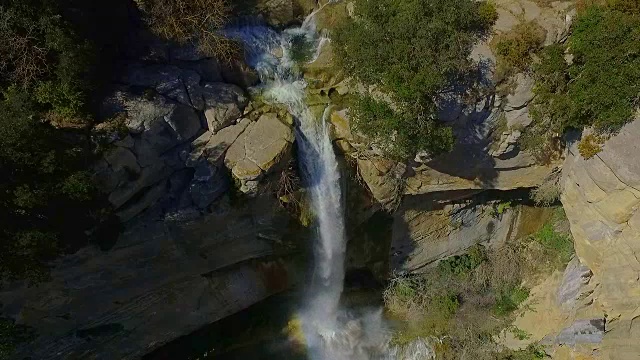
[224,10,435,360]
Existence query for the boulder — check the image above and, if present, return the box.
[556,257,593,310]
[220,59,260,89]
[357,157,404,209]
[505,74,535,111]
[188,160,229,209]
[202,83,248,133]
[163,104,201,141]
[115,179,168,222]
[97,93,204,220]
[189,118,252,166]
[225,113,294,193]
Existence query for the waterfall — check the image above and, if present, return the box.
[225,12,435,360]
[225,12,346,344]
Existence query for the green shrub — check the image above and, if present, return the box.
[530,175,561,206]
[493,22,546,77]
[438,245,487,276]
[0,89,108,284]
[350,95,455,159]
[498,344,547,359]
[509,326,532,340]
[0,318,35,359]
[494,285,530,316]
[333,0,495,158]
[534,223,573,267]
[528,4,640,158]
[478,2,500,26]
[289,34,315,64]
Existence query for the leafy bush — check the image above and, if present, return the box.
[0,318,35,359]
[534,222,574,267]
[137,0,237,60]
[333,0,496,158]
[493,22,546,77]
[438,245,487,276]
[528,4,640,158]
[384,206,572,356]
[494,285,530,316]
[499,344,547,359]
[0,90,111,284]
[350,95,455,159]
[289,34,315,64]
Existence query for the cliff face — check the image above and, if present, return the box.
[0,195,304,360]
[498,120,640,359]
[560,119,640,359]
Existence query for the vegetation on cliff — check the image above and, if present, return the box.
[332,0,497,159]
[526,0,640,159]
[0,0,131,285]
[384,207,572,358]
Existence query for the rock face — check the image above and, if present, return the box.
[224,113,295,194]
[0,196,303,360]
[95,94,203,221]
[390,192,518,273]
[561,119,640,359]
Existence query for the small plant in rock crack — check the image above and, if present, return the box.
[508,325,532,340]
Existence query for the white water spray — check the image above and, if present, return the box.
[225,12,435,360]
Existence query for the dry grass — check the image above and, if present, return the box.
[137,0,239,61]
[492,21,546,81]
[530,173,562,206]
[578,133,606,159]
[0,8,49,87]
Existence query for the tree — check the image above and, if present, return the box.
[526,3,640,159]
[333,0,496,158]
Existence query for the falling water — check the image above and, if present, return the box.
[224,11,435,360]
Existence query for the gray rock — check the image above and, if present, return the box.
[390,195,514,273]
[202,82,248,133]
[124,65,204,109]
[552,319,605,345]
[104,146,141,176]
[557,257,593,310]
[163,104,202,141]
[594,119,640,189]
[189,161,229,209]
[0,196,301,360]
[116,179,168,222]
[224,114,294,194]
[107,162,172,209]
[505,74,535,111]
[175,58,224,83]
[220,59,260,89]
